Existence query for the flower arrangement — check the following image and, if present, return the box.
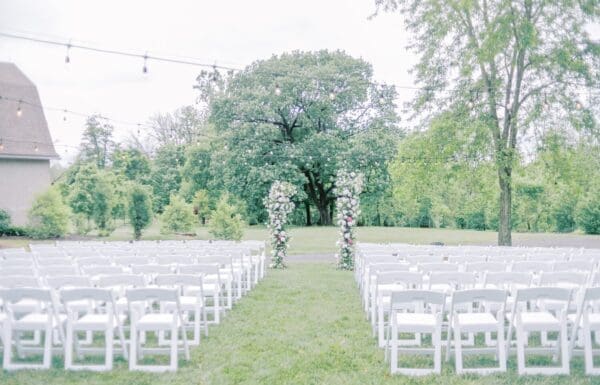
[335,170,363,270]
[264,181,296,269]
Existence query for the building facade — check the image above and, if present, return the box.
[0,62,58,225]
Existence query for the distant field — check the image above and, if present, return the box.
[1,221,599,253]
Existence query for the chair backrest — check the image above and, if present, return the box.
[84,265,124,276]
[511,260,553,273]
[36,257,72,267]
[447,255,487,264]
[114,255,152,266]
[465,261,506,273]
[515,286,572,303]
[553,260,594,272]
[131,264,172,275]
[97,274,146,288]
[178,263,220,276]
[76,256,113,267]
[539,271,588,287]
[0,258,34,267]
[483,271,532,289]
[429,272,476,291]
[405,254,445,264]
[156,255,195,265]
[46,275,92,289]
[0,287,53,303]
[155,274,203,288]
[0,275,40,288]
[37,265,80,277]
[370,263,410,274]
[419,262,459,273]
[126,287,179,303]
[0,266,35,276]
[376,271,423,287]
[390,290,446,310]
[61,287,114,303]
[451,288,507,308]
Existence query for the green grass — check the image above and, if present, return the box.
[0,262,595,385]
[2,223,599,254]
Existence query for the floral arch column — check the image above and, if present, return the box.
[264,181,296,269]
[335,170,364,270]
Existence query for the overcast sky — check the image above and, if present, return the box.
[0,0,418,163]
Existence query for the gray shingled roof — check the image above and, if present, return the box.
[0,62,58,159]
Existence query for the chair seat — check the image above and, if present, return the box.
[519,312,560,330]
[73,313,126,329]
[14,313,66,329]
[136,313,177,330]
[568,313,600,329]
[456,313,498,331]
[395,313,437,331]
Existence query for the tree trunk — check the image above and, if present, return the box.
[317,203,332,225]
[498,167,512,246]
[305,201,312,226]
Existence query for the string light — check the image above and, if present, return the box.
[0,139,3,151]
[575,101,582,110]
[142,53,148,74]
[34,144,39,152]
[65,42,71,64]
[63,109,67,122]
[16,100,22,117]
[274,84,281,96]
[328,92,336,101]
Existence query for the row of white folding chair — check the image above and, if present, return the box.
[0,286,191,372]
[371,270,589,350]
[385,287,575,376]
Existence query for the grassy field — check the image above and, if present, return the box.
[0,262,594,385]
[2,223,599,253]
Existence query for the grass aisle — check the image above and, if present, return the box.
[0,263,594,384]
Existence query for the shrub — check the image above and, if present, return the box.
[128,183,153,240]
[160,195,195,234]
[208,194,244,241]
[72,213,92,235]
[192,189,211,225]
[576,191,600,235]
[0,209,11,233]
[28,188,70,239]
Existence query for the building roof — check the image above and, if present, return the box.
[0,62,59,160]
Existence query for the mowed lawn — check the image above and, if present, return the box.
[0,262,595,385]
[2,224,600,253]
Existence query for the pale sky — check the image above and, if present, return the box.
[0,0,417,163]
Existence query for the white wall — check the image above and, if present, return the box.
[0,158,51,226]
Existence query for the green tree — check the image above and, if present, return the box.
[576,187,600,234]
[79,115,115,169]
[111,148,151,183]
[192,189,211,225]
[28,188,70,238]
[198,50,400,225]
[160,195,195,234]
[209,194,244,241]
[128,183,153,240]
[150,144,186,213]
[376,0,599,245]
[180,143,213,201]
[68,163,116,235]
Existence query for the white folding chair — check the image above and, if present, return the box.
[178,264,223,324]
[386,290,446,375]
[569,287,600,375]
[507,287,572,375]
[126,288,190,372]
[374,271,423,348]
[61,288,128,371]
[0,288,65,370]
[446,289,507,374]
[155,274,208,345]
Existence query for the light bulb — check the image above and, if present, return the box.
[274,84,281,96]
[34,144,39,152]
[142,54,148,75]
[575,101,582,110]
[329,92,336,101]
[17,104,22,117]
[0,140,4,151]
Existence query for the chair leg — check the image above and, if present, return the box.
[454,323,463,374]
[105,326,113,370]
[169,325,178,372]
[516,323,526,375]
[42,324,52,369]
[560,321,570,373]
[65,322,73,369]
[129,324,137,370]
[584,320,595,375]
[3,324,12,369]
[434,327,442,374]
[497,323,507,372]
